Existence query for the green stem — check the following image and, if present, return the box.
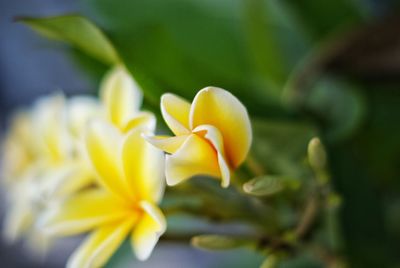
[244,153,266,177]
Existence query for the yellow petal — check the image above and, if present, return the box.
[41,164,94,198]
[161,93,191,136]
[9,111,32,146]
[32,93,72,163]
[123,111,156,133]
[84,120,131,199]
[1,136,32,182]
[142,134,189,154]
[190,87,252,168]
[67,218,135,268]
[40,189,131,236]
[193,125,230,187]
[100,66,143,129]
[122,130,165,203]
[131,201,166,261]
[165,134,220,186]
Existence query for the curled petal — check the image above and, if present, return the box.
[67,218,135,268]
[131,201,166,261]
[165,134,220,186]
[122,130,165,203]
[161,93,191,136]
[190,87,252,168]
[193,125,230,187]
[100,66,143,129]
[40,189,131,237]
[142,134,189,155]
[84,120,130,199]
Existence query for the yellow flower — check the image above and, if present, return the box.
[46,65,156,197]
[1,94,97,253]
[41,121,166,267]
[144,87,252,187]
[1,111,36,184]
[1,94,72,253]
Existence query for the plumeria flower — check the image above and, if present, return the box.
[41,121,166,268]
[2,94,98,253]
[1,111,38,244]
[45,65,156,197]
[1,111,37,186]
[1,94,73,253]
[144,87,252,188]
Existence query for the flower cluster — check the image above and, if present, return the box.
[1,66,251,267]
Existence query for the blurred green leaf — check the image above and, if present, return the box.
[243,175,285,197]
[306,77,366,142]
[251,120,316,179]
[260,255,278,268]
[282,0,364,39]
[191,234,252,251]
[243,0,286,96]
[82,0,312,117]
[19,14,119,65]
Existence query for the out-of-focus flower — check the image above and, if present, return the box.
[46,65,156,197]
[41,121,166,267]
[144,87,252,188]
[1,111,36,185]
[45,65,157,198]
[1,94,75,253]
[1,64,159,258]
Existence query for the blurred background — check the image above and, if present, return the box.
[1,0,400,267]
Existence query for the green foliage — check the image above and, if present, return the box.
[19,15,119,65]
[19,0,400,267]
[191,235,253,251]
[251,120,316,179]
[243,175,301,197]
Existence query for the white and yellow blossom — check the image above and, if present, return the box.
[1,94,74,253]
[45,65,156,197]
[41,121,166,267]
[145,86,252,188]
[1,65,161,261]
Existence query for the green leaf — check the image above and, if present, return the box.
[260,255,278,268]
[19,14,119,65]
[243,175,285,197]
[191,234,252,251]
[83,0,310,117]
[251,120,317,180]
[243,175,301,197]
[282,0,364,39]
[306,77,366,142]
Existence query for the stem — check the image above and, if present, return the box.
[245,154,266,177]
[160,233,195,244]
[295,195,319,239]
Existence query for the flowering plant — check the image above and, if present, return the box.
[2,1,400,267]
